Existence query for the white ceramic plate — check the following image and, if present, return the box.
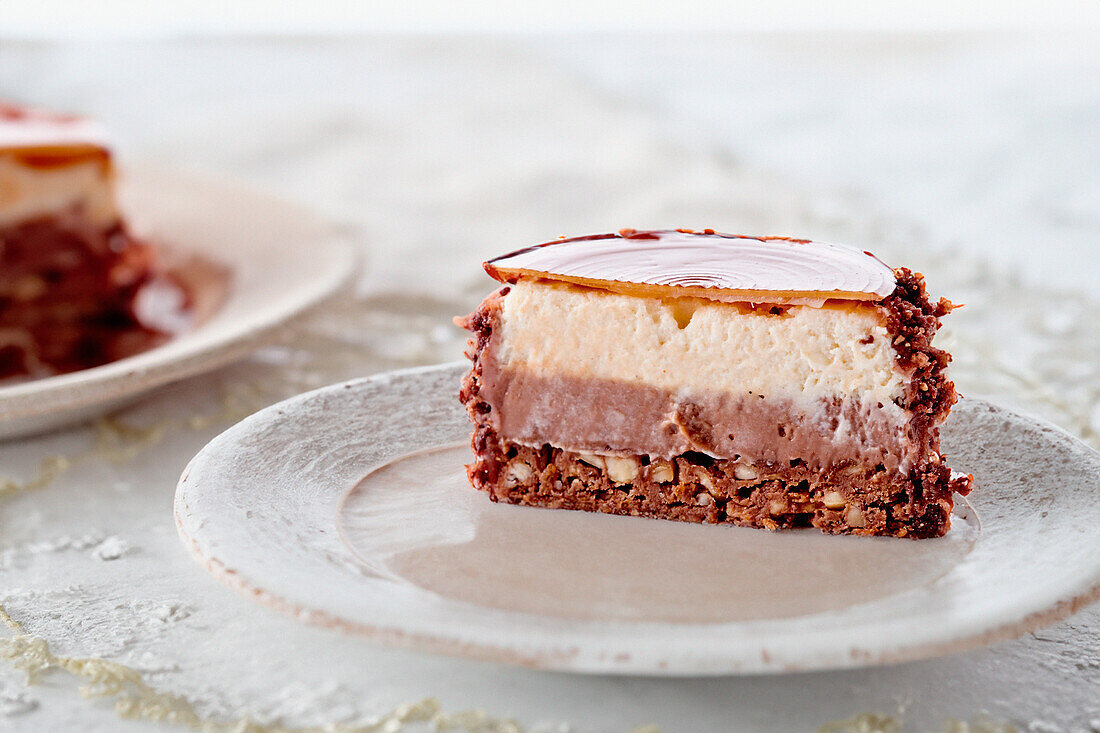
[0,167,358,440]
[175,363,1100,676]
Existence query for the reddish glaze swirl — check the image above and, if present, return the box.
[0,103,110,150]
[485,229,897,302]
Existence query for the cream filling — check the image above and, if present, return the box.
[497,280,907,422]
[0,154,117,229]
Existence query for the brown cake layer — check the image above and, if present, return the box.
[457,269,973,539]
[0,213,168,379]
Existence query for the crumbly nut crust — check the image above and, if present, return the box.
[472,439,963,538]
[0,215,162,379]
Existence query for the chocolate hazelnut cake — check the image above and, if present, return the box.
[0,103,185,379]
[457,229,973,538]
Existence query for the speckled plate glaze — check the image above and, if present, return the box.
[0,167,358,440]
[175,363,1100,676]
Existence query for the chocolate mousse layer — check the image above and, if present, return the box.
[480,367,916,474]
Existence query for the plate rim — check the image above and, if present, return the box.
[175,362,1100,676]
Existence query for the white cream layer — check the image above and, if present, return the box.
[0,153,117,229]
[497,281,908,419]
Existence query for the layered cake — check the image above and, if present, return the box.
[457,229,973,538]
[0,103,184,379]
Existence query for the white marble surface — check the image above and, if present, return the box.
[0,35,1098,732]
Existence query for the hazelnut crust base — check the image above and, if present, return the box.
[469,436,968,538]
[457,269,974,539]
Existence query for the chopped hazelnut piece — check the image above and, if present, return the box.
[605,456,640,484]
[650,461,675,484]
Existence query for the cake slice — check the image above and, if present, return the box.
[457,229,973,538]
[0,103,181,379]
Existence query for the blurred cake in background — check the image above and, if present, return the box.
[0,103,190,380]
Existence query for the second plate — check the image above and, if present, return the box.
[0,167,358,439]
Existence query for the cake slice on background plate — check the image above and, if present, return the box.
[457,229,973,538]
[0,103,187,379]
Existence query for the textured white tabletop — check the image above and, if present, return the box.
[0,35,1098,732]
